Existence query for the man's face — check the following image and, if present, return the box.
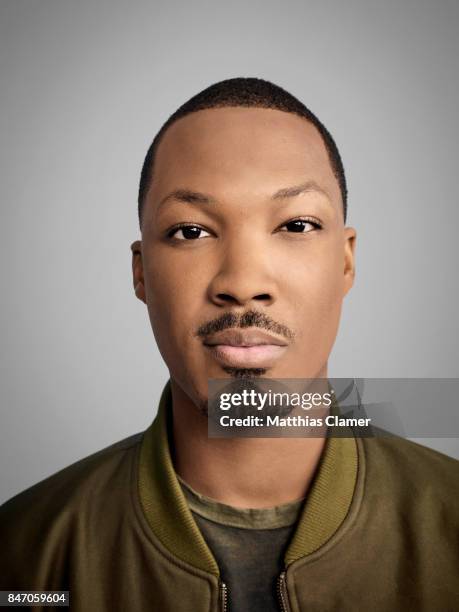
[132,107,355,408]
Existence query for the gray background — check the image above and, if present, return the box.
[1,0,458,504]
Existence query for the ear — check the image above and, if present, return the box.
[130,240,147,304]
[343,227,356,297]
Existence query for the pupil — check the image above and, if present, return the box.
[288,220,305,232]
[183,226,200,239]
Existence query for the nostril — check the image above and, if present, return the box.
[217,293,238,303]
[215,293,272,304]
[254,294,271,301]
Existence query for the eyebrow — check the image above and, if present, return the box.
[158,181,330,211]
[271,181,330,201]
[158,189,216,211]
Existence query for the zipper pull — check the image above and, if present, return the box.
[220,580,228,612]
[277,571,291,612]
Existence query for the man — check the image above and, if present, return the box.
[1,78,458,611]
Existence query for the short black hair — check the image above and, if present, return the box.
[138,77,347,228]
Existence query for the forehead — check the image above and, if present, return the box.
[149,107,340,206]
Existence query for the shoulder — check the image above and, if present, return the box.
[0,431,144,587]
[1,431,143,519]
[360,435,459,522]
[362,434,459,480]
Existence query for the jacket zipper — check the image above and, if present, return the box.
[277,571,291,612]
[220,581,228,612]
[220,573,289,611]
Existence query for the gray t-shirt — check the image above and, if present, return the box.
[178,475,305,612]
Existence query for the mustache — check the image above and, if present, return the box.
[195,310,295,341]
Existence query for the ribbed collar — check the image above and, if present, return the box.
[138,380,359,577]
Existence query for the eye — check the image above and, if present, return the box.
[278,218,322,233]
[168,224,212,240]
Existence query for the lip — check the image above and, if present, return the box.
[206,344,288,368]
[203,328,289,347]
[203,328,289,368]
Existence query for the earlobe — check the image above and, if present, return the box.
[343,227,357,296]
[135,282,147,304]
[131,240,147,304]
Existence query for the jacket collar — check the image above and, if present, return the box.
[138,380,359,577]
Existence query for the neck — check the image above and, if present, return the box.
[170,374,328,509]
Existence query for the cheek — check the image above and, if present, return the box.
[286,245,344,339]
[143,251,206,354]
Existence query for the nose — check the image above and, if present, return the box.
[207,237,277,308]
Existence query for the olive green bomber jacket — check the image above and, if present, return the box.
[1,380,458,611]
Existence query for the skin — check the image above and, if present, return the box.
[131,107,356,507]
